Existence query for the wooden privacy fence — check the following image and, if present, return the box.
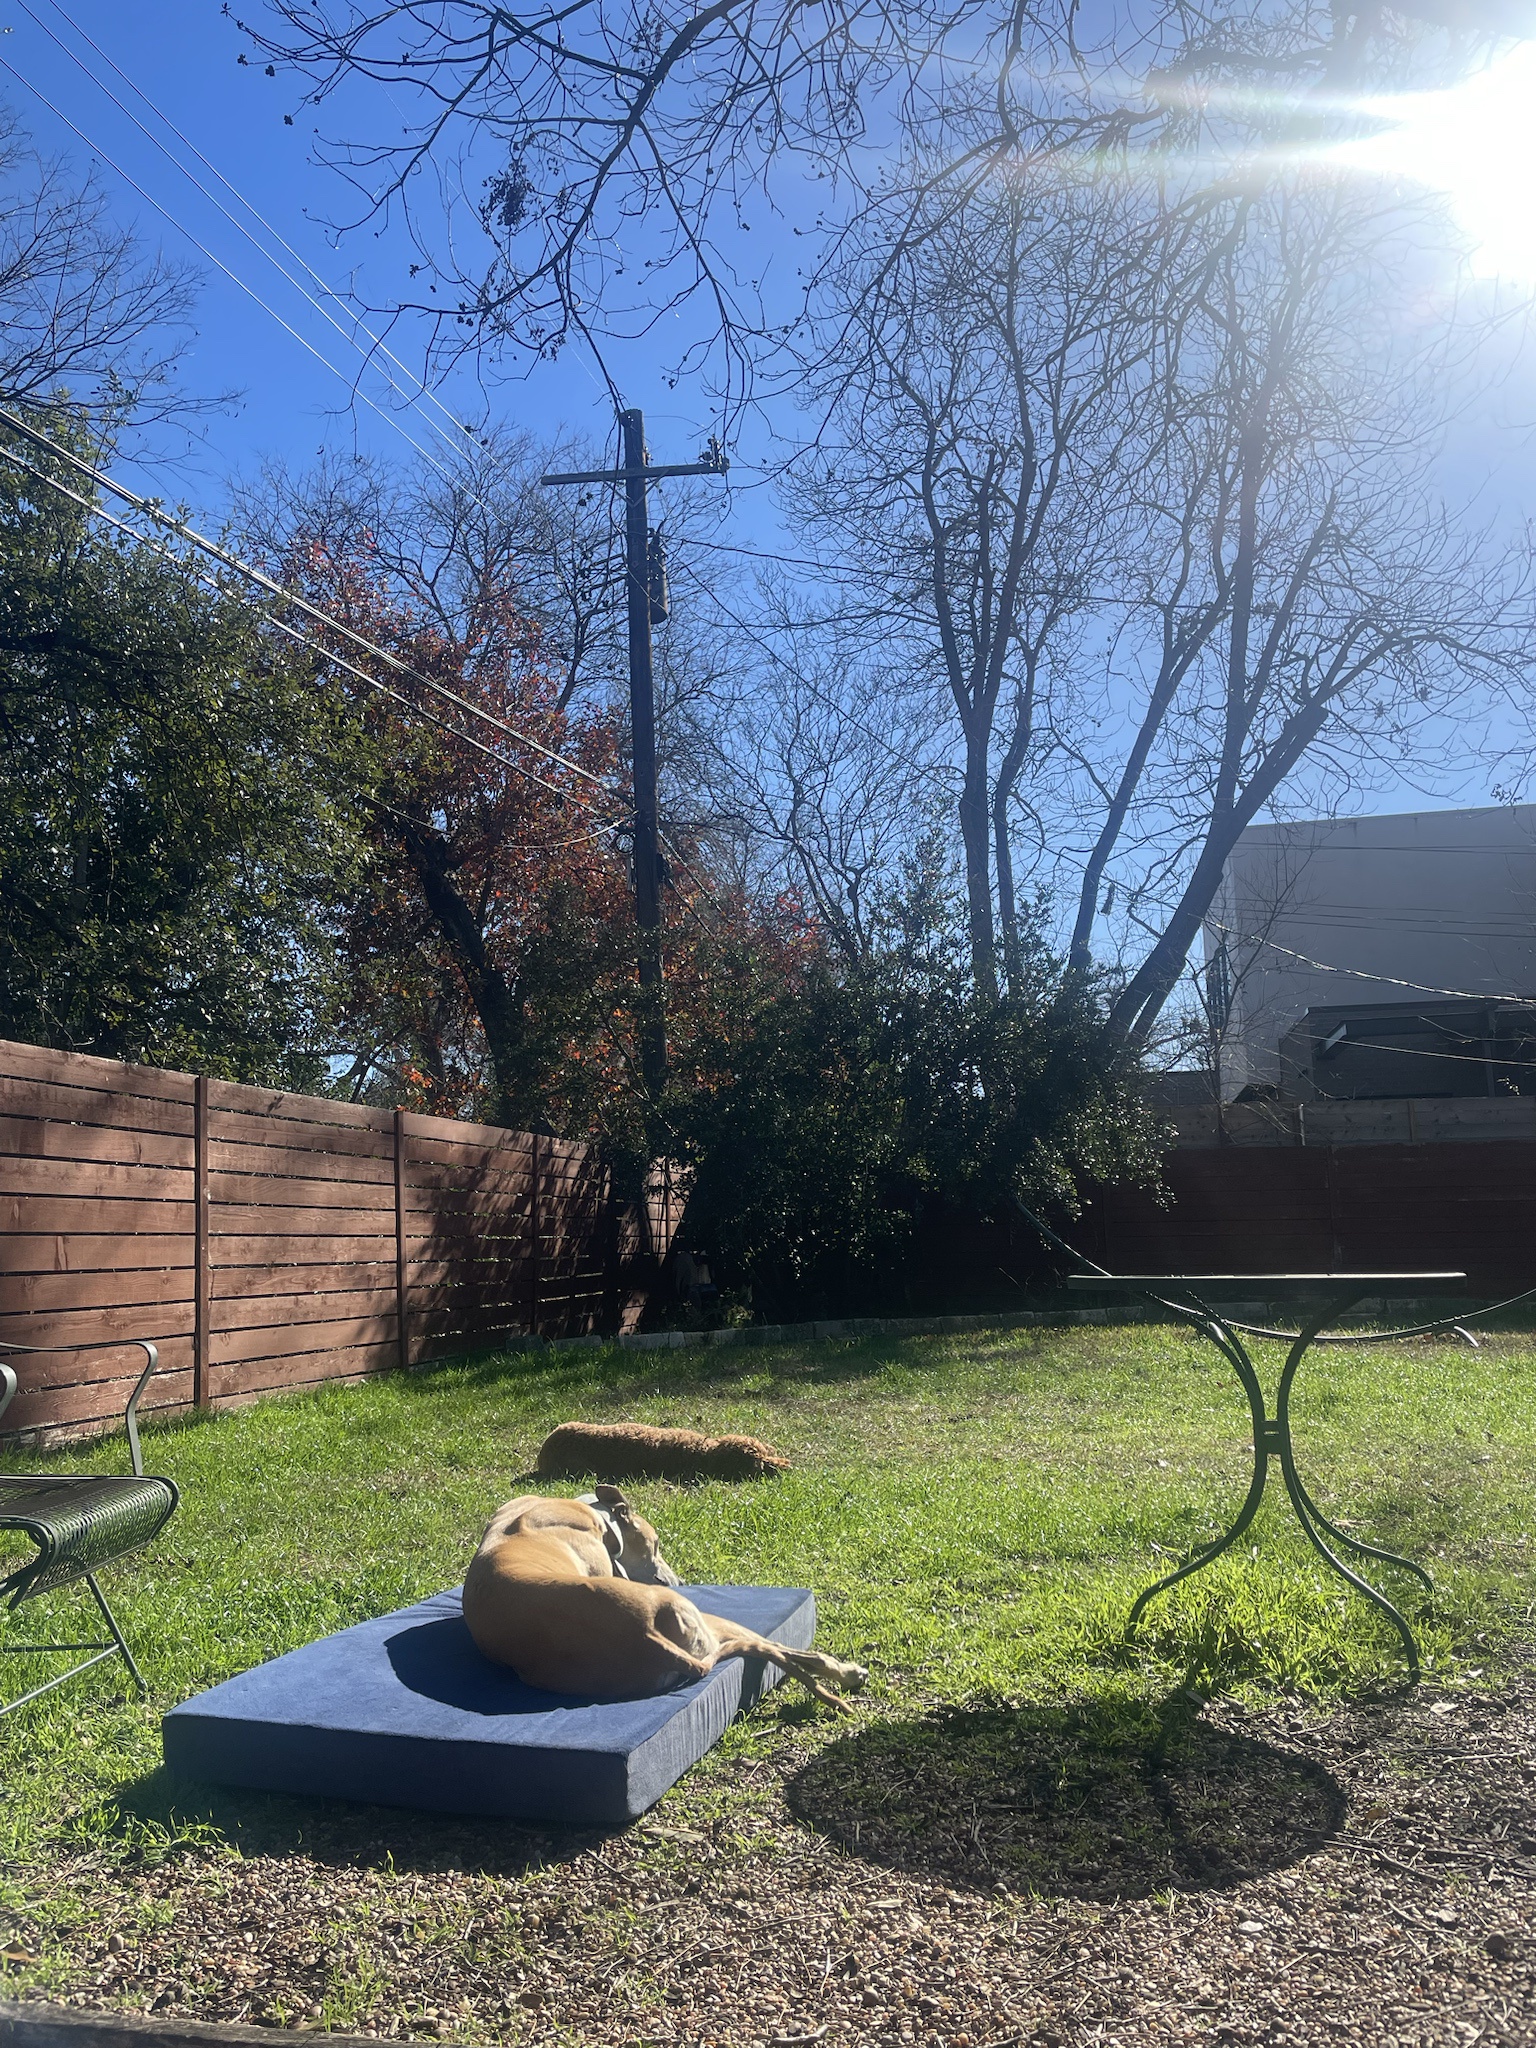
[0,1037,678,1437]
[1083,1138,1536,1299]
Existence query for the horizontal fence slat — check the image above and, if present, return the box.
[205,1079,395,1132]
[209,1339,401,1395]
[0,1110,193,1169]
[208,1104,397,1160]
[212,1287,400,1334]
[0,1267,195,1315]
[207,1170,397,1213]
[0,1334,194,1394]
[211,1204,400,1238]
[0,1040,195,1104]
[2,1366,195,1435]
[0,1074,195,1138]
[401,1161,534,1194]
[0,1196,195,1235]
[0,1299,195,1347]
[212,1259,396,1302]
[400,1110,534,1152]
[212,1232,398,1268]
[0,1155,192,1203]
[211,1313,401,1365]
[0,1234,193,1277]
[208,1137,398,1186]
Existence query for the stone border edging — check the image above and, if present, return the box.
[0,2004,381,2048]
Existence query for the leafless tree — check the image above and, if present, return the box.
[785,156,1163,994]
[780,71,1536,1035]
[241,0,1484,415]
[0,104,199,428]
[691,579,951,951]
[1057,170,1536,1046]
[241,0,1116,407]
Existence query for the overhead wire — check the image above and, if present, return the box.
[3,18,737,890]
[25,0,472,453]
[0,33,735,910]
[1,436,629,816]
[0,51,476,496]
[15,0,493,492]
[0,404,618,794]
[679,564,956,789]
[8,0,660,584]
[1209,922,1536,1006]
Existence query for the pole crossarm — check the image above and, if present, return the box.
[539,458,728,486]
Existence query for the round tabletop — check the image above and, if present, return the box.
[1065,1272,1467,1301]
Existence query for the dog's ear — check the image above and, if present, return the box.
[594,1483,631,1511]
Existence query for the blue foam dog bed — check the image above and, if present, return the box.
[161,1583,815,1826]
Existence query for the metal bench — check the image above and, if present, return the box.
[0,1339,180,1714]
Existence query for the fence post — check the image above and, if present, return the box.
[394,1108,409,1372]
[528,1130,542,1339]
[193,1073,211,1409]
[602,1159,621,1335]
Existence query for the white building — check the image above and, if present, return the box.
[1205,804,1536,1098]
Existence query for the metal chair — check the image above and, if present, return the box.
[0,1339,180,1713]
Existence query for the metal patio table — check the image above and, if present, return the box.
[1068,1271,1468,1681]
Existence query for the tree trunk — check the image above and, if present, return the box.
[396,816,535,1128]
[959,743,997,997]
[992,676,1035,992]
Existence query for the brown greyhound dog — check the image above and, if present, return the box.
[461,1487,868,1710]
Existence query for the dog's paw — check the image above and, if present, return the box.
[811,1653,868,1694]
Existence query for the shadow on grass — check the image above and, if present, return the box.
[116,1764,621,1877]
[786,1689,1344,1901]
[397,1332,960,1409]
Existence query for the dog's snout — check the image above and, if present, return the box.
[654,1555,682,1587]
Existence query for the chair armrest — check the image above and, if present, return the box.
[0,1338,160,1475]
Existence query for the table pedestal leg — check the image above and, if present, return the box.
[1273,1315,1427,1682]
[1126,1314,1270,1634]
[1125,1295,1429,1681]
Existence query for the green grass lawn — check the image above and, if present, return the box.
[0,1315,1532,2016]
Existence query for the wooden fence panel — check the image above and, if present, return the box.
[0,1036,666,1437]
[1094,1140,1536,1296]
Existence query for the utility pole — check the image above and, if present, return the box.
[541,411,727,1095]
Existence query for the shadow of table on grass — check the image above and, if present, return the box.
[786,1690,1344,1902]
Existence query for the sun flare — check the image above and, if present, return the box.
[1334,42,1536,281]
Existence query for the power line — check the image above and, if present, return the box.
[1210,923,1536,1006]
[1310,1037,1536,1074]
[682,567,956,790]
[0,48,463,493]
[1,435,626,817]
[26,0,472,455]
[0,406,617,794]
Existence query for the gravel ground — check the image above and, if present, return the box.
[6,1664,1536,2047]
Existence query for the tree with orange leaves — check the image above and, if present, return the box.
[283,537,637,1133]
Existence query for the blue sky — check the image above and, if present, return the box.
[0,0,731,508]
[2,0,1532,848]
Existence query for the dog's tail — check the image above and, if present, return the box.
[699,1614,869,1713]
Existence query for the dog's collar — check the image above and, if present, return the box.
[575,1493,629,1578]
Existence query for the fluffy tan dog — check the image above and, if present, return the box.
[536,1421,789,1482]
[461,1486,866,1710]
